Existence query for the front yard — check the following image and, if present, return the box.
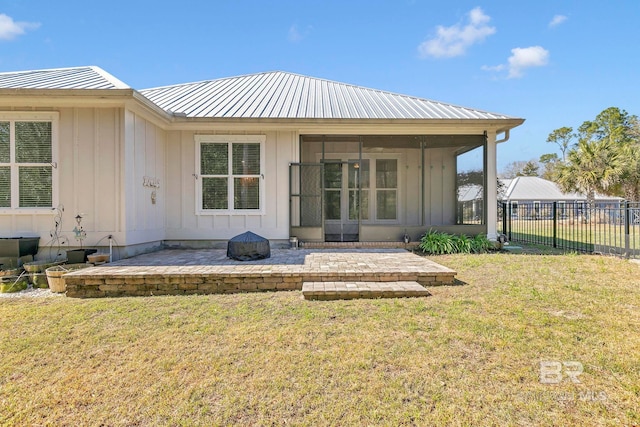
[1,251,639,425]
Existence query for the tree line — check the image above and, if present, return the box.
[500,107,640,203]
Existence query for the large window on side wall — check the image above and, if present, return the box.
[0,113,58,211]
[456,144,485,224]
[195,135,265,214]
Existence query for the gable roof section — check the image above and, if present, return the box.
[0,66,130,90]
[140,71,519,120]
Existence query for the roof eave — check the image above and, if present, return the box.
[163,116,525,133]
[0,88,136,97]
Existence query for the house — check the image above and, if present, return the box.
[501,176,622,219]
[0,66,524,259]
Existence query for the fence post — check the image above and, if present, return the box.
[552,202,557,248]
[625,201,631,259]
[507,202,512,241]
[501,202,507,235]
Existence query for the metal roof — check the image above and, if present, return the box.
[502,177,620,201]
[140,71,518,120]
[0,66,130,90]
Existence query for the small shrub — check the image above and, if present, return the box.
[419,231,494,254]
[471,234,493,253]
[452,234,472,253]
[419,229,456,254]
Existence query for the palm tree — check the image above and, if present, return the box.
[555,139,620,221]
[617,142,640,201]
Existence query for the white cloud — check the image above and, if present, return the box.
[549,14,567,28]
[480,64,505,72]
[0,13,40,41]
[418,7,496,58]
[481,46,549,78]
[288,24,312,43]
[507,46,549,78]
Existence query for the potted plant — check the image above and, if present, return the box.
[66,214,97,263]
[22,259,65,288]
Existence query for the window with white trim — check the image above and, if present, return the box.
[0,115,57,210]
[196,135,265,213]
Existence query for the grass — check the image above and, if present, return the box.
[1,251,639,425]
[501,219,640,254]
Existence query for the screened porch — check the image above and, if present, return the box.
[289,134,488,243]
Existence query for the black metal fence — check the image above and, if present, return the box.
[499,201,640,258]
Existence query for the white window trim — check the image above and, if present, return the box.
[195,135,266,215]
[0,112,59,214]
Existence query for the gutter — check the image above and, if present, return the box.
[495,129,510,143]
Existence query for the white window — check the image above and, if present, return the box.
[195,135,265,214]
[0,113,58,211]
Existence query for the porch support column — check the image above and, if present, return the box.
[485,131,498,240]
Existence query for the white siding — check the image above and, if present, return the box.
[123,110,167,245]
[0,107,132,249]
[163,130,297,241]
[424,147,457,225]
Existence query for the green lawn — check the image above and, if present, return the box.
[1,251,639,425]
[502,219,640,254]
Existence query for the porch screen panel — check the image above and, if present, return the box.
[349,160,369,220]
[290,163,322,228]
[455,144,484,224]
[301,165,322,226]
[376,159,397,220]
[324,162,342,221]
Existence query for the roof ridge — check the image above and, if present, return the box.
[0,65,94,76]
[88,66,131,89]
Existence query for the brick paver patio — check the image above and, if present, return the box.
[64,248,456,298]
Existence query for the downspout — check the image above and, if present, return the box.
[495,130,510,144]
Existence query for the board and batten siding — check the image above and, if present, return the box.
[424,147,457,226]
[0,107,126,248]
[122,110,167,247]
[164,130,297,242]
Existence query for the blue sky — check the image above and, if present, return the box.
[1,0,639,171]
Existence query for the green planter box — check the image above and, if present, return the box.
[66,249,97,264]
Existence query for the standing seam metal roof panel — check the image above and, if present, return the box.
[0,66,130,90]
[136,71,520,121]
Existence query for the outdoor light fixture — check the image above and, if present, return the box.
[73,214,86,244]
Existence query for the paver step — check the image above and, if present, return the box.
[302,281,430,300]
